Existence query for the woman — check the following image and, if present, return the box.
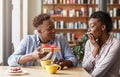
[82,11,120,77]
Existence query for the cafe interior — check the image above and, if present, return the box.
[0,0,120,77]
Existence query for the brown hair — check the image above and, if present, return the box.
[33,13,50,28]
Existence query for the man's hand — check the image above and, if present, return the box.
[56,59,73,70]
[31,46,49,60]
[18,46,49,64]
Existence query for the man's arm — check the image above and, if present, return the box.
[8,36,30,66]
[18,47,48,64]
[56,35,78,68]
[8,35,48,66]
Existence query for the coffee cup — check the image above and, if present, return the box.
[45,64,61,74]
[40,60,51,69]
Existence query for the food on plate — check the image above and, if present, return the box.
[9,67,22,73]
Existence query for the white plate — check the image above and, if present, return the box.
[7,70,28,76]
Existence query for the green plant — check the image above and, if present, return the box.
[73,34,88,65]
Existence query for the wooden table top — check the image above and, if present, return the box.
[0,66,91,77]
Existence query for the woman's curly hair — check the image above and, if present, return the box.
[90,11,113,33]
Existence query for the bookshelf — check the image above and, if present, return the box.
[41,0,120,43]
[41,0,98,43]
[107,0,120,40]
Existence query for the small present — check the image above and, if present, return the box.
[42,44,60,52]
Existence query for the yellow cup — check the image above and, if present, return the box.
[40,60,51,69]
[45,64,61,74]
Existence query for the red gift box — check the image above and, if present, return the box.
[42,44,60,52]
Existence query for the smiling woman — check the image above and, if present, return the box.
[82,11,120,77]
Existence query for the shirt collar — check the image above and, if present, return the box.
[35,32,40,46]
[35,32,55,46]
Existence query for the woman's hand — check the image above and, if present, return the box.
[88,33,100,48]
[88,33,100,57]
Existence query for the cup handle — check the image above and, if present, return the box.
[51,60,53,64]
[57,65,61,70]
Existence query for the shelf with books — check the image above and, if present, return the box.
[107,0,120,40]
[108,4,120,8]
[41,0,99,45]
[51,16,88,22]
[55,29,87,34]
[112,29,120,32]
[55,3,88,7]
[112,17,120,20]
[107,0,120,5]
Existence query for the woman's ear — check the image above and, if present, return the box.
[102,25,106,31]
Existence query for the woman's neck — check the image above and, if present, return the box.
[99,32,109,46]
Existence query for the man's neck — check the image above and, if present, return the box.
[39,37,50,44]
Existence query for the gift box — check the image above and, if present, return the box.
[42,44,60,52]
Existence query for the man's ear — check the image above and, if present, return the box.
[37,29,41,33]
[102,25,106,31]
[37,27,42,33]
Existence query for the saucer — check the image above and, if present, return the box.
[7,70,28,76]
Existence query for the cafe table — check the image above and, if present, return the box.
[0,66,91,77]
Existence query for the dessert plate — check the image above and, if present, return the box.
[7,70,28,76]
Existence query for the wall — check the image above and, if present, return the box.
[2,0,12,65]
[12,0,21,49]
[0,0,41,65]
[0,0,3,64]
[28,0,41,34]
[12,0,41,49]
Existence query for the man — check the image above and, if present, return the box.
[8,13,77,69]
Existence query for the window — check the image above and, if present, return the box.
[0,0,3,64]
